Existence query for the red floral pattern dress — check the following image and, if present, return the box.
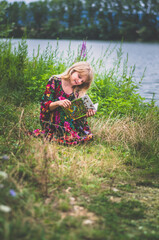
[31,76,93,145]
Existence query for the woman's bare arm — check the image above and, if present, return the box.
[49,100,71,111]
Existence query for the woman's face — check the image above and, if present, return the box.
[70,71,87,87]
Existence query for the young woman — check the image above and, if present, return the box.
[30,61,96,145]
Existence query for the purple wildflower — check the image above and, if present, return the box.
[80,41,87,59]
[0,155,10,160]
[9,189,16,197]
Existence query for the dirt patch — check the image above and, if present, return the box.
[60,187,99,225]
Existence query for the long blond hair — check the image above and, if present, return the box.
[55,61,94,97]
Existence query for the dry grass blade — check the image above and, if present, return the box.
[91,115,159,153]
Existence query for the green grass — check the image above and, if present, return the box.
[0,103,159,240]
[0,39,159,240]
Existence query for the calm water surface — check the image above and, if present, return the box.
[12,39,159,106]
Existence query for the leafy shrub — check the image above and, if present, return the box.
[88,46,150,117]
[0,39,28,90]
[0,39,67,103]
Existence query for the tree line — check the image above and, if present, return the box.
[0,0,159,41]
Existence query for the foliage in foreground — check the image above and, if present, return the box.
[0,109,159,239]
[0,38,159,240]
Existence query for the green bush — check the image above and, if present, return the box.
[0,40,27,90]
[0,39,68,103]
[88,47,151,117]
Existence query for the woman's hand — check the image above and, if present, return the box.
[86,109,96,118]
[58,99,72,108]
[49,100,71,111]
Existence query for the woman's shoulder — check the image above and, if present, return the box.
[49,75,61,83]
[48,76,62,89]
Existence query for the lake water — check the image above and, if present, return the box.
[11,39,159,106]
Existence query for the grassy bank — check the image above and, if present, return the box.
[0,39,159,240]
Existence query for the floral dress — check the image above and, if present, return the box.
[31,76,93,145]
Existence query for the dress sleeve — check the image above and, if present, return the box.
[40,77,56,123]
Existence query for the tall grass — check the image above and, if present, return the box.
[91,114,159,168]
[1,111,159,239]
[0,38,159,240]
[0,39,66,104]
[1,38,156,116]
